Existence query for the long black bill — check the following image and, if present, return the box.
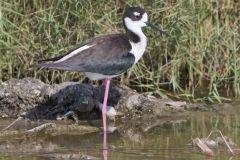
[145,21,170,36]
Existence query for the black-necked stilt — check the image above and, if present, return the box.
[38,7,168,132]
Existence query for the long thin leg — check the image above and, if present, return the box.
[103,79,107,87]
[102,79,110,132]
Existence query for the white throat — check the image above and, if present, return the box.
[129,31,147,64]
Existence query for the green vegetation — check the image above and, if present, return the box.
[0,0,239,101]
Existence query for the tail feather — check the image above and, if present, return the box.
[38,55,64,63]
[37,62,64,69]
[37,62,82,72]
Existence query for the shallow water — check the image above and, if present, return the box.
[0,106,240,160]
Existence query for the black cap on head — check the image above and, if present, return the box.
[123,7,146,21]
[123,6,170,36]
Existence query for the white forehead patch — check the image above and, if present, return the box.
[133,12,140,16]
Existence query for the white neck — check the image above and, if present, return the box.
[124,16,148,64]
[129,29,147,64]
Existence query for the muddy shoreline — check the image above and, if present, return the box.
[0,77,232,128]
[0,78,236,159]
[0,78,190,119]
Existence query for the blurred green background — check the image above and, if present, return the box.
[0,0,239,101]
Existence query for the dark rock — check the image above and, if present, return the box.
[0,78,187,120]
[26,82,97,120]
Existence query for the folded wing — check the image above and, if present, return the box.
[38,34,134,75]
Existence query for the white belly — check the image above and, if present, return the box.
[84,72,120,80]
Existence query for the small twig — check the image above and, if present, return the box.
[204,130,214,143]
[26,123,55,133]
[2,117,23,131]
[203,129,235,155]
[2,112,26,131]
[217,130,234,154]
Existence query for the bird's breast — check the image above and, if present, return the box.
[129,36,147,64]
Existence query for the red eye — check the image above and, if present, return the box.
[135,15,140,19]
[133,12,141,19]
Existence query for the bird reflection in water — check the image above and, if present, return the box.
[102,131,108,160]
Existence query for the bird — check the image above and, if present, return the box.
[38,7,169,132]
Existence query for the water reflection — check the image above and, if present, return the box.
[103,131,108,160]
[0,106,240,159]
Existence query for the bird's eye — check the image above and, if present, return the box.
[133,12,141,19]
[135,15,140,18]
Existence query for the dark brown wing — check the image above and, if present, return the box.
[38,34,134,75]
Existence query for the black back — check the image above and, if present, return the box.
[38,34,135,75]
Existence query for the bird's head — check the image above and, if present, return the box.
[123,7,169,36]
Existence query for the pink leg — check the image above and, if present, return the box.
[102,79,110,132]
[103,79,107,87]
